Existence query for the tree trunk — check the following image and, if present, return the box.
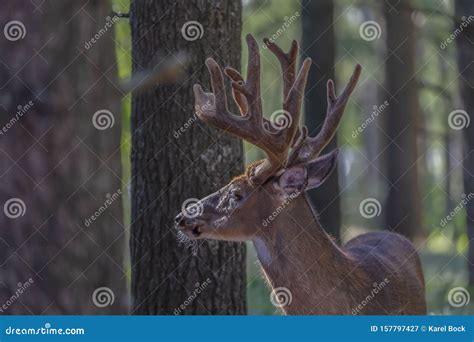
[0,0,127,313]
[455,0,474,285]
[301,0,340,240]
[130,0,246,314]
[383,0,422,239]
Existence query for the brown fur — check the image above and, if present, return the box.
[253,194,426,315]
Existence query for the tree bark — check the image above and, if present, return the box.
[130,0,246,314]
[0,0,127,313]
[383,0,422,240]
[301,0,340,240]
[455,0,474,285]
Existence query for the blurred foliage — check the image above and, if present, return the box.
[112,0,132,283]
[114,0,472,315]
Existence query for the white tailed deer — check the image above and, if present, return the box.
[175,34,426,315]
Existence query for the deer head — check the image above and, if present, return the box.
[175,34,361,242]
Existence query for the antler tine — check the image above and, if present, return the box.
[245,35,263,125]
[283,57,312,146]
[249,54,312,185]
[264,38,298,98]
[223,67,248,116]
[194,35,280,182]
[193,59,252,141]
[288,64,362,166]
[222,35,264,121]
[194,34,314,185]
[264,38,307,150]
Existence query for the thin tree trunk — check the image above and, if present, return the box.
[301,0,340,240]
[383,0,422,239]
[455,0,474,285]
[130,0,246,314]
[0,0,127,313]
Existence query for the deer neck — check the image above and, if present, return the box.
[252,194,367,314]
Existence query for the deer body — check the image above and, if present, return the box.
[175,34,426,315]
[253,194,426,315]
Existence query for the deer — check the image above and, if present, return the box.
[175,34,426,315]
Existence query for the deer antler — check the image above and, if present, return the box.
[287,64,361,166]
[193,34,311,185]
[263,38,298,99]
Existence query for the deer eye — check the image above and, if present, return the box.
[233,193,243,201]
[230,190,243,201]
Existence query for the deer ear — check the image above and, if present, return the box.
[278,150,339,194]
